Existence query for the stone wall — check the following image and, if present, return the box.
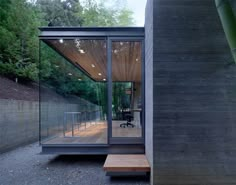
[146,0,236,184]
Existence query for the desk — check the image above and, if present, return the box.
[131,108,142,112]
[131,109,142,127]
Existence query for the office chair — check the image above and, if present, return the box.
[120,113,134,128]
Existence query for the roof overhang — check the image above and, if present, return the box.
[39,27,144,38]
[39,27,144,82]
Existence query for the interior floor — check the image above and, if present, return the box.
[43,121,142,144]
[43,120,142,144]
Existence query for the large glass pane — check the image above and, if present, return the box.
[111,41,142,138]
[40,39,107,144]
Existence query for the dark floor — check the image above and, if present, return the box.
[0,143,150,185]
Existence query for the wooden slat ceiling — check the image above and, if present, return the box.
[45,39,141,82]
[112,41,141,82]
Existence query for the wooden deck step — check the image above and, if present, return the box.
[103,154,150,173]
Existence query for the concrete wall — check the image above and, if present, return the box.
[146,0,236,184]
[0,99,39,153]
[145,0,153,184]
[40,102,79,141]
[0,98,99,153]
[40,100,101,142]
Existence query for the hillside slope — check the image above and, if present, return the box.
[0,76,39,101]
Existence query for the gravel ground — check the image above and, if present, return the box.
[0,143,150,185]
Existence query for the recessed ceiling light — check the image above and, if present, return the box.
[136,58,139,62]
[114,49,118,54]
[68,73,72,76]
[78,78,82,81]
[120,42,123,46]
[103,78,106,81]
[59,39,63,44]
[79,49,85,54]
[91,64,95,68]
[55,65,59,68]
[98,73,102,76]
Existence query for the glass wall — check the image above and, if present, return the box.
[111,41,142,138]
[39,39,107,145]
[39,38,144,145]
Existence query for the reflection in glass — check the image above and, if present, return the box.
[111,41,142,138]
[39,39,107,144]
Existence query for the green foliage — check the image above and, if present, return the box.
[80,0,117,26]
[117,8,135,26]
[36,0,135,27]
[80,0,135,26]
[0,59,38,81]
[112,82,131,119]
[0,0,135,82]
[36,0,84,26]
[0,0,42,81]
[0,0,135,107]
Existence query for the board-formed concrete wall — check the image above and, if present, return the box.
[0,99,39,153]
[145,0,236,184]
[0,98,99,153]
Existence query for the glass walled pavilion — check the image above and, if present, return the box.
[39,27,145,154]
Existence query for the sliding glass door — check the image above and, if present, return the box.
[108,39,144,144]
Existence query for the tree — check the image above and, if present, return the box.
[215,0,236,63]
[80,0,117,26]
[36,0,84,26]
[0,0,42,81]
[0,0,135,93]
[37,0,135,107]
[80,0,135,26]
[117,8,135,26]
[36,0,135,27]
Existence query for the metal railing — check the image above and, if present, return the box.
[63,110,101,137]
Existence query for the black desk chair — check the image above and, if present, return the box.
[120,113,134,128]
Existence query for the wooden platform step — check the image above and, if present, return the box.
[103,154,150,173]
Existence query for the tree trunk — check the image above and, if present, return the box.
[215,0,236,63]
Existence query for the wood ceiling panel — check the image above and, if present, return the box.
[45,39,142,82]
[112,41,141,82]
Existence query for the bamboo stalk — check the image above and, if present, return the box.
[215,0,236,63]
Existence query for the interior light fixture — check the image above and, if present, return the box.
[59,39,64,44]
[55,65,59,68]
[75,39,81,48]
[78,78,82,81]
[103,78,106,81]
[98,73,102,76]
[68,73,72,76]
[136,58,139,62]
[91,64,95,68]
[79,49,85,54]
